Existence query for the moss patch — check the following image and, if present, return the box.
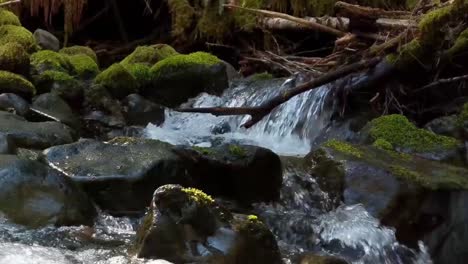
[31,50,74,74]
[59,46,98,64]
[0,42,29,74]
[0,8,21,26]
[123,63,152,88]
[0,25,37,52]
[150,51,221,79]
[324,139,363,158]
[372,138,393,151]
[68,54,99,79]
[182,187,214,204]
[390,165,468,190]
[0,70,35,97]
[167,0,195,38]
[192,146,214,156]
[368,114,459,152]
[250,72,273,81]
[94,63,137,99]
[229,145,247,158]
[121,45,178,66]
[33,70,79,95]
[447,28,468,58]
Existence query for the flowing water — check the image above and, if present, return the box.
[0,77,432,263]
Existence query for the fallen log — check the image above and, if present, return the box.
[176,57,382,128]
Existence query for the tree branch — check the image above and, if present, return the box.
[414,74,468,92]
[0,0,20,7]
[176,57,381,128]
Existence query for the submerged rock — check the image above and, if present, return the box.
[144,52,228,107]
[43,138,282,214]
[0,155,96,227]
[0,111,74,149]
[134,184,282,264]
[306,140,468,264]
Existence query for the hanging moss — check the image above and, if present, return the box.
[0,42,29,75]
[94,63,138,99]
[167,0,196,38]
[68,54,99,79]
[0,25,37,52]
[0,8,21,26]
[31,50,74,74]
[59,46,98,64]
[368,114,459,152]
[0,70,35,97]
[121,45,178,66]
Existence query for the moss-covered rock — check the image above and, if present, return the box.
[0,70,35,98]
[122,63,152,89]
[121,44,178,66]
[32,70,83,106]
[94,63,137,99]
[0,8,21,26]
[68,54,99,79]
[146,52,228,107]
[361,114,461,161]
[0,42,29,75]
[250,72,274,81]
[59,45,98,63]
[30,50,74,75]
[0,25,37,52]
[134,184,281,263]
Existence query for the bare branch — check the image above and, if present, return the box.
[414,74,468,92]
[0,0,21,7]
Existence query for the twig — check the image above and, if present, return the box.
[0,0,20,7]
[224,4,346,37]
[176,57,381,128]
[414,74,468,92]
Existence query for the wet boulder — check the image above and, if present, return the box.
[424,115,460,139]
[0,111,74,149]
[0,155,96,227]
[134,184,282,264]
[305,140,468,264]
[0,71,35,98]
[0,42,30,75]
[122,94,165,126]
[43,138,282,214]
[33,29,60,51]
[145,52,228,107]
[33,70,83,106]
[0,93,29,116]
[31,93,80,130]
[30,50,75,75]
[359,114,463,163]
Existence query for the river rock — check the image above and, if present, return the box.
[0,111,74,149]
[424,115,460,138]
[0,93,29,116]
[145,52,228,107]
[0,155,96,227]
[305,140,468,264]
[122,94,165,126]
[43,138,282,214]
[134,184,282,264]
[33,29,60,51]
[0,133,14,154]
[31,93,80,130]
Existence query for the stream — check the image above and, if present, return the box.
[0,78,432,263]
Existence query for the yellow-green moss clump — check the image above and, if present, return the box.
[94,63,137,99]
[68,54,99,79]
[324,139,363,158]
[250,72,273,81]
[167,0,196,38]
[121,44,178,66]
[59,45,98,64]
[33,70,78,94]
[192,146,214,156]
[0,42,29,74]
[0,70,35,97]
[0,25,37,52]
[229,145,247,157]
[182,187,215,204]
[31,50,74,74]
[0,8,21,26]
[123,63,152,88]
[368,114,459,152]
[372,138,393,151]
[447,28,468,58]
[150,51,221,79]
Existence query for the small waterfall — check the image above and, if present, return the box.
[145,78,333,155]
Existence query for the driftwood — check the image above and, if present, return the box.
[176,57,381,128]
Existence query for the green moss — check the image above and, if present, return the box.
[59,46,98,63]
[33,70,79,94]
[94,63,137,99]
[458,103,468,126]
[0,25,37,52]
[197,6,234,40]
[123,63,152,88]
[229,145,247,157]
[247,214,259,222]
[182,187,214,204]
[0,70,35,97]
[390,165,468,190]
[0,42,29,74]
[386,39,427,69]
[150,52,221,79]
[192,146,214,156]
[0,8,21,26]
[31,50,74,74]
[418,5,453,44]
[368,114,459,152]
[108,136,139,146]
[121,45,178,66]
[372,138,393,151]
[447,29,468,58]
[167,0,195,38]
[68,54,99,78]
[324,139,363,158]
[250,72,273,81]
